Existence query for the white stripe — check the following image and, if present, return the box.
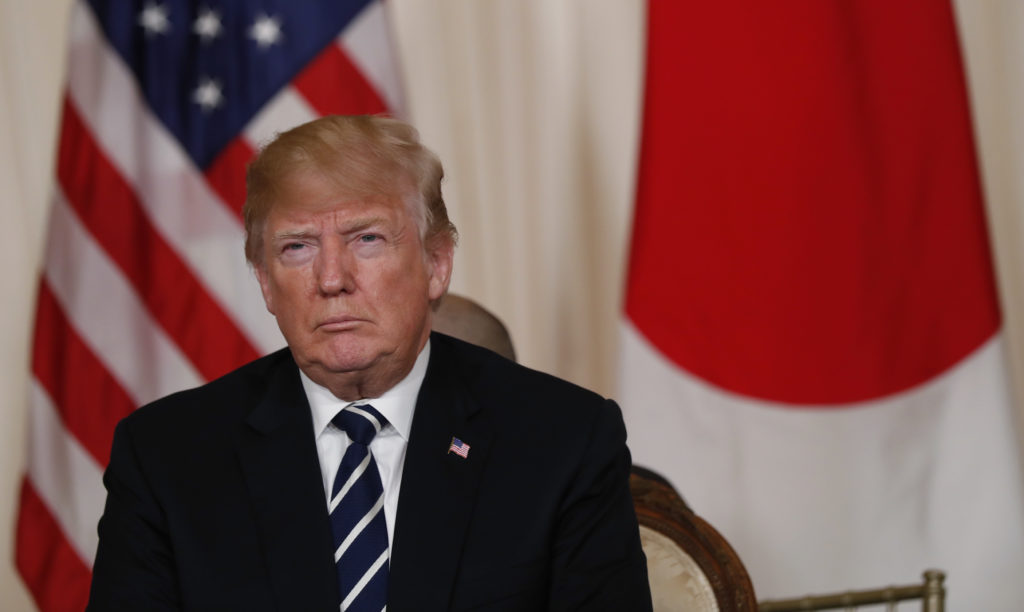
[66,3,284,355]
[243,86,318,150]
[329,453,371,514]
[25,380,106,567]
[44,191,203,405]
[334,493,385,562]
[619,320,1024,610]
[341,549,388,610]
[346,405,383,433]
[339,0,404,115]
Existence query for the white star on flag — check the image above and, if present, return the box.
[249,13,282,49]
[193,8,221,43]
[138,2,170,36]
[192,76,223,112]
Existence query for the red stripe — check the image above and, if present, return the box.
[15,478,92,612]
[56,96,260,381]
[204,137,255,219]
[292,43,388,116]
[32,280,134,466]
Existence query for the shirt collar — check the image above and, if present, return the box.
[301,340,429,443]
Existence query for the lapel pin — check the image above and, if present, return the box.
[448,436,470,459]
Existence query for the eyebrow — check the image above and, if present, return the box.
[340,216,389,235]
[271,229,318,242]
[269,216,393,242]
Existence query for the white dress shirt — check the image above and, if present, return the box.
[301,341,429,551]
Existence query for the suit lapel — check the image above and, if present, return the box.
[388,336,495,611]
[235,355,338,611]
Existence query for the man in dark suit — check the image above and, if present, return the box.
[87,115,652,611]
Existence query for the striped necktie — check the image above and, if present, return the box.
[330,404,389,611]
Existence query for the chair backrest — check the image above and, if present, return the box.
[631,466,758,612]
[757,570,945,612]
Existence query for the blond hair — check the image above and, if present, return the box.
[243,115,457,265]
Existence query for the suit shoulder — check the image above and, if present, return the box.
[120,348,295,435]
[431,332,611,412]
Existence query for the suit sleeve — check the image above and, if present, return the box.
[87,417,181,611]
[547,399,653,611]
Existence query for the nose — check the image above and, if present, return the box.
[315,239,354,296]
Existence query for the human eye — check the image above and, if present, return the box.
[279,242,310,258]
[354,233,387,248]
[351,232,387,256]
[278,239,315,265]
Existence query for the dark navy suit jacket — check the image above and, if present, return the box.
[87,333,652,611]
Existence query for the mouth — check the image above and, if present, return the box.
[316,315,366,332]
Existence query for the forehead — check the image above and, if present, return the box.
[265,197,411,235]
[265,168,413,226]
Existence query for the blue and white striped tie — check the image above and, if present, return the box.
[330,404,389,612]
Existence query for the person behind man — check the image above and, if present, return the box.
[433,293,517,361]
[87,115,652,611]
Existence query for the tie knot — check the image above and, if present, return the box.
[332,404,388,446]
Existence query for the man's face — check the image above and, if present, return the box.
[254,169,452,399]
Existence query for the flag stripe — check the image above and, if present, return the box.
[66,3,283,355]
[15,478,93,612]
[203,138,255,220]
[243,86,320,151]
[44,192,202,405]
[56,97,261,381]
[32,281,134,466]
[26,381,106,566]
[339,1,404,114]
[291,43,388,117]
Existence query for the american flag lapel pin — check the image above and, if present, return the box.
[448,436,470,459]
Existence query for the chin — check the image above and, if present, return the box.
[312,353,376,375]
[313,340,388,373]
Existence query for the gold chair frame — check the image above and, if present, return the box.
[758,570,945,612]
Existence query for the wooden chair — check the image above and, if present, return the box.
[631,466,758,611]
[757,570,946,611]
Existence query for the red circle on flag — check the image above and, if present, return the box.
[625,2,1001,405]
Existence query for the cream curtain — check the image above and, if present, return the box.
[390,1,643,391]
[0,1,1019,609]
[0,2,74,609]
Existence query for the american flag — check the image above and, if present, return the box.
[448,437,470,459]
[15,1,401,609]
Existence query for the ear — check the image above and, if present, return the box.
[425,239,454,301]
[254,263,277,315]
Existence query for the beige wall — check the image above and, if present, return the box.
[0,1,1019,609]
